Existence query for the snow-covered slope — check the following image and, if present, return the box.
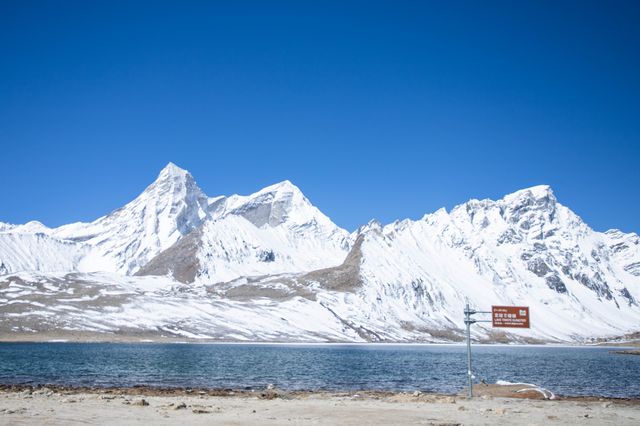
[0,222,15,233]
[0,164,350,282]
[1,165,639,343]
[605,229,640,278]
[311,186,640,342]
[51,163,211,274]
[4,221,53,235]
[137,180,351,283]
[0,271,361,342]
[0,232,89,275]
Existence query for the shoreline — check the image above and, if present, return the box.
[1,384,638,425]
[1,333,638,348]
[611,349,640,355]
[1,383,638,403]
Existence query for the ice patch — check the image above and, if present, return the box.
[496,380,556,399]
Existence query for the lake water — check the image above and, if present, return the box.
[0,343,638,398]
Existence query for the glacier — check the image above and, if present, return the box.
[1,163,639,343]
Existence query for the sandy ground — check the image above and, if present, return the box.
[0,386,638,425]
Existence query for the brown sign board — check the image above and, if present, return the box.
[492,306,530,328]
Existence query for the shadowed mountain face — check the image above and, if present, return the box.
[301,234,364,293]
[135,227,203,283]
[0,165,639,343]
[225,181,300,227]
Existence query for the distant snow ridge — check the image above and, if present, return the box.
[137,180,351,283]
[0,232,89,274]
[320,185,640,342]
[1,163,639,343]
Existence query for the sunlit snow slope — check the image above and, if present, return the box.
[1,164,639,343]
[136,180,351,283]
[308,186,640,342]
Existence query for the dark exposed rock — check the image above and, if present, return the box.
[221,280,315,301]
[533,243,547,251]
[507,198,534,224]
[619,288,636,306]
[545,274,567,293]
[411,279,425,299]
[610,242,629,253]
[624,262,640,276]
[519,220,531,230]
[258,250,276,262]
[520,252,533,261]
[497,229,522,245]
[527,258,552,277]
[573,272,613,300]
[302,234,363,292]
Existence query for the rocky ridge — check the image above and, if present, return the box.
[1,164,639,343]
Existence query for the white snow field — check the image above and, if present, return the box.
[1,163,638,342]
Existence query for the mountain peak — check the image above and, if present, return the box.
[256,180,301,196]
[222,180,313,227]
[53,162,211,274]
[157,162,192,181]
[503,185,555,203]
[144,163,203,203]
[357,219,383,235]
[144,163,202,203]
[16,221,52,235]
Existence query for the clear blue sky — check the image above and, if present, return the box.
[1,1,639,232]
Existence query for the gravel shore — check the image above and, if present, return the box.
[1,385,638,425]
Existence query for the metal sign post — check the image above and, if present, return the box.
[463,303,491,398]
[463,303,531,398]
[464,304,474,398]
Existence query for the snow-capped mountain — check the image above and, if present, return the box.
[137,180,351,283]
[0,163,350,279]
[50,162,211,274]
[605,229,640,278]
[309,185,640,342]
[1,164,639,343]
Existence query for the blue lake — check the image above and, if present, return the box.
[0,343,638,398]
